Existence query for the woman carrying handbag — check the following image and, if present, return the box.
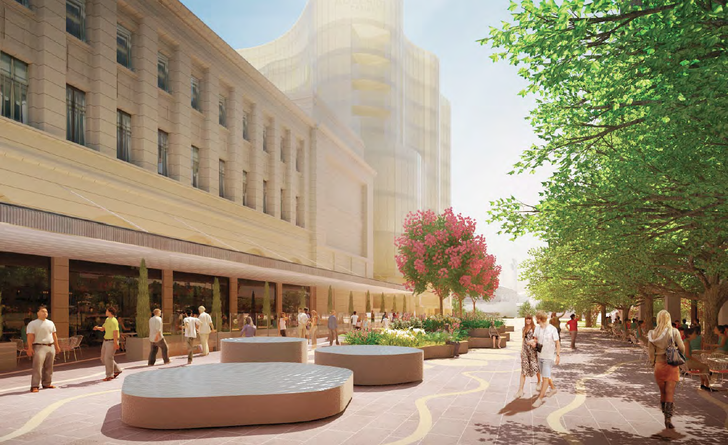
[648,310,686,429]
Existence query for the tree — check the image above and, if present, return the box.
[135,259,150,338]
[348,291,354,314]
[395,208,502,315]
[380,293,386,313]
[518,300,535,318]
[402,295,407,314]
[392,294,397,313]
[327,286,334,313]
[212,278,222,332]
[484,0,728,342]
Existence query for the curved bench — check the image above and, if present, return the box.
[315,345,423,385]
[221,337,307,364]
[121,363,353,429]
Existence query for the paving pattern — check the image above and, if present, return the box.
[1,326,727,444]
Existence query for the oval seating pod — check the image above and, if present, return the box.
[221,337,308,364]
[315,345,423,385]
[121,363,353,429]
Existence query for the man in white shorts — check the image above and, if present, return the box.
[531,311,561,407]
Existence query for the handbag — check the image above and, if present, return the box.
[535,342,543,353]
[665,331,685,366]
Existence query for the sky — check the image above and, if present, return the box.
[179,0,548,294]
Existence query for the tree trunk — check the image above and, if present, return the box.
[701,284,727,345]
[690,299,698,325]
[600,304,607,329]
[458,297,464,318]
[472,298,476,313]
[438,297,444,316]
[644,295,654,327]
[621,306,631,324]
[585,309,593,328]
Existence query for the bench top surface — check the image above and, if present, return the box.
[316,345,422,356]
[122,363,351,398]
[222,337,307,344]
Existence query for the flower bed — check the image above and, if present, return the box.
[344,328,455,348]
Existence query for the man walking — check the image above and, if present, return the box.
[350,311,359,331]
[531,311,560,407]
[566,314,578,349]
[183,309,200,365]
[148,308,170,366]
[26,305,61,393]
[198,306,215,356]
[327,310,340,346]
[94,306,122,381]
[297,308,308,339]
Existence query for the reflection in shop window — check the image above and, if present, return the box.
[0,253,50,343]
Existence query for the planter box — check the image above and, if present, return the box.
[0,342,17,371]
[458,340,469,354]
[497,326,506,334]
[419,344,454,360]
[468,328,490,338]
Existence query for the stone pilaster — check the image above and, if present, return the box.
[200,67,220,194]
[229,277,238,316]
[226,89,244,203]
[51,257,69,338]
[132,15,159,172]
[169,46,192,184]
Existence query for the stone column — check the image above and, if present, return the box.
[86,0,118,157]
[227,89,244,203]
[229,277,238,316]
[169,46,192,184]
[310,286,317,314]
[269,121,281,218]
[249,103,263,211]
[29,0,67,138]
[51,258,70,338]
[162,270,173,330]
[200,68,220,195]
[132,15,159,172]
[664,295,681,325]
[276,282,283,316]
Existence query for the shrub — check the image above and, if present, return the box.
[518,301,535,318]
[343,329,382,345]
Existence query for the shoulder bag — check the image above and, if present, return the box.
[665,330,686,366]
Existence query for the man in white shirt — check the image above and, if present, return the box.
[197,306,215,356]
[531,311,561,407]
[297,308,308,338]
[148,308,170,366]
[183,309,201,365]
[26,305,61,393]
[350,311,359,331]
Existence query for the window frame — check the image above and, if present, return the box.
[191,146,200,188]
[296,142,303,173]
[242,111,250,141]
[116,24,133,70]
[219,95,227,127]
[116,109,132,162]
[66,85,86,146]
[218,159,226,198]
[262,126,269,152]
[280,137,285,163]
[157,53,170,92]
[280,188,285,220]
[0,52,29,125]
[15,0,30,8]
[263,180,269,214]
[157,130,169,176]
[66,0,86,42]
[242,170,249,207]
[191,76,201,112]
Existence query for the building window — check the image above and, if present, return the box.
[191,76,201,111]
[280,189,285,220]
[191,146,200,188]
[262,180,269,214]
[15,0,29,8]
[219,96,227,127]
[117,24,132,70]
[242,170,249,207]
[116,110,132,162]
[280,137,285,163]
[219,160,226,198]
[0,53,29,124]
[242,112,250,141]
[296,142,303,172]
[158,53,169,92]
[66,0,86,42]
[66,85,86,145]
[262,126,269,152]
[296,196,303,227]
[158,130,168,176]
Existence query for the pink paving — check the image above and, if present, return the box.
[1,328,727,445]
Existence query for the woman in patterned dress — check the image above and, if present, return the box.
[515,315,541,399]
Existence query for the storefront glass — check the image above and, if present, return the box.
[0,253,50,342]
[282,284,310,328]
[237,279,276,331]
[173,272,229,332]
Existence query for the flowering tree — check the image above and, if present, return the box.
[395,208,501,316]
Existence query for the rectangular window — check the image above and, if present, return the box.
[242,112,250,141]
[66,0,86,42]
[66,85,86,145]
[280,189,285,220]
[158,130,168,176]
[219,96,227,127]
[157,53,169,92]
[219,160,226,198]
[296,196,303,227]
[191,76,201,111]
[262,126,269,152]
[191,146,200,188]
[242,170,249,207]
[0,52,29,124]
[262,180,269,214]
[15,0,29,8]
[116,110,132,162]
[296,142,303,172]
[117,24,132,70]
[280,137,285,163]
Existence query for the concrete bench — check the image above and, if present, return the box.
[121,363,353,429]
[221,337,307,364]
[315,345,423,385]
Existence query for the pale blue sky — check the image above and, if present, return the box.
[180,0,546,292]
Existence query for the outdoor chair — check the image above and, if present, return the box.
[707,353,728,383]
[680,362,709,382]
[56,337,75,362]
[15,339,28,363]
[72,335,84,359]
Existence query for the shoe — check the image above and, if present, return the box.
[113,371,122,378]
[700,385,717,392]
[187,359,192,365]
[30,387,39,393]
[42,385,56,389]
[514,390,524,399]
[664,402,675,429]
[546,388,558,397]
[536,381,543,391]
[533,398,545,408]
[103,377,114,382]
[163,361,171,365]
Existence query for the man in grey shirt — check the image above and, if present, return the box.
[327,311,340,346]
[148,308,170,366]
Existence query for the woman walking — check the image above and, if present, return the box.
[648,310,685,429]
[515,315,541,398]
[309,310,319,347]
[279,313,288,337]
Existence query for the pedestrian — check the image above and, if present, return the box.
[93,306,122,381]
[182,309,200,365]
[309,310,319,347]
[514,315,540,398]
[351,311,359,331]
[361,314,370,331]
[197,306,215,356]
[26,305,61,393]
[148,308,170,366]
[648,309,685,429]
[297,308,308,338]
[241,317,256,337]
[566,314,578,349]
[532,311,560,407]
[383,312,391,330]
[327,310,340,346]
[279,312,288,337]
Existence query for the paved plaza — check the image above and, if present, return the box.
[1,327,727,445]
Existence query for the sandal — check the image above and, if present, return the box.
[103,377,114,382]
[113,371,123,378]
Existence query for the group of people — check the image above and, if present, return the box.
[515,311,563,407]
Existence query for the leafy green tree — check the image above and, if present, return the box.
[135,259,150,338]
[380,293,386,313]
[299,288,307,310]
[212,278,222,331]
[517,300,535,318]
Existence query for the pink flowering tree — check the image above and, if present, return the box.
[395,208,501,316]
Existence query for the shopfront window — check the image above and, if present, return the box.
[0,253,50,342]
[173,272,229,332]
[69,261,162,345]
[282,284,310,327]
[237,279,280,331]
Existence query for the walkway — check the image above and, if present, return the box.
[0,328,726,444]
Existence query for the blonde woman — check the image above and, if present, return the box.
[514,315,540,398]
[648,310,685,429]
[309,310,319,347]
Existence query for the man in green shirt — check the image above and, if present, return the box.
[93,306,122,381]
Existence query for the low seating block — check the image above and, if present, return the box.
[221,337,307,364]
[315,345,423,385]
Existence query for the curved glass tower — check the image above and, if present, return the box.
[239,0,451,283]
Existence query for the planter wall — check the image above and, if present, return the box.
[468,337,507,349]
[0,342,17,371]
[458,340,469,354]
[468,328,490,338]
[505,326,515,332]
[419,344,455,360]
